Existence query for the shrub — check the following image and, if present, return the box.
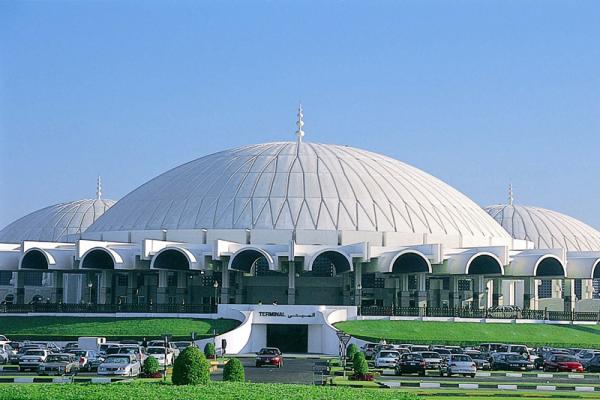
[346,343,359,360]
[222,358,245,382]
[172,346,210,385]
[203,342,216,359]
[352,351,366,367]
[353,356,369,377]
[142,356,161,377]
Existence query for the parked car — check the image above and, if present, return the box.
[374,350,400,368]
[490,352,534,371]
[0,335,8,342]
[172,341,193,351]
[118,345,146,363]
[255,347,283,368]
[445,346,464,355]
[431,347,452,361]
[97,354,141,377]
[146,346,174,366]
[395,353,426,376]
[498,344,530,359]
[409,345,429,353]
[441,354,476,377]
[583,355,600,372]
[534,348,569,369]
[19,349,50,372]
[61,343,79,353]
[362,343,377,359]
[147,341,180,358]
[98,343,120,356]
[415,351,443,370]
[37,353,80,376]
[0,343,16,365]
[543,354,584,373]
[576,349,600,364]
[479,343,504,353]
[465,350,491,370]
[70,349,103,371]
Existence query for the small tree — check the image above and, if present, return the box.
[353,356,369,377]
[352,351,366,367]
[346,343,359,360]
[142,356,161,377]
[222,358,245,382]
[172,346,210,385]
[204,342,216,359]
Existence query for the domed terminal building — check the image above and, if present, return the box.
[484,195,600,311]
[0,110,599,353]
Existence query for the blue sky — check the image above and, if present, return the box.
[0,0,599,229]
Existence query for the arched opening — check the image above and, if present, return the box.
[310,251,352,277]
[230,249,270,273]
[81,249,114,269]
[592,260,600,279]
[467,254,503,275]
[30,294,43,304]
[535,257,565,277]
[390,252,430,274]
[21,250,49,270]
[153,249,190,270]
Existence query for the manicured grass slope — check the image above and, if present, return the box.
[0,317,238,339]
[0,382,416,400]
[335,320,600,347]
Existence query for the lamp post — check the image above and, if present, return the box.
[356,283,362,316]
[87,281,93,305]
[213,281,219,311]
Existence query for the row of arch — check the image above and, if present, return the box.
[17,246,595,279]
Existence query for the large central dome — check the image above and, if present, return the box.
[88,142,510,243]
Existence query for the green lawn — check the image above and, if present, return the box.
[0,317,239,340]
[335,320,600,347]
[0,382,417,400]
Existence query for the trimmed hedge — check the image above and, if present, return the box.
[346,343,359,360]
[223,358,245,382]
[353,356,369,376]
[204,342,216,359]
[142,356,161,377]
[172,346,210,385]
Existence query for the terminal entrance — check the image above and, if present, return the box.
[266,324,308,353]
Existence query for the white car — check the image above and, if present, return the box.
[374,350,400,368]
[146,346,173,366]
[97,354,141,377]
[19,349,50,372]
[0,343,16,365]
[442,354,477,377]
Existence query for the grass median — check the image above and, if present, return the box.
[335,320,600,347]
[0,317,239,340]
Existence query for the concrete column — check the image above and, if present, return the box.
[472,275,486,309]
[581,279,595,300]
[563,278,575,312]
[400,274,410,307]
[127,272,137,304]
[235,271,244,304]
[15,272,25,304]
[492,278,503,307]
[176,272,187,304]
[417,273,427,308]
[448,275,460,308]
[53,271,64,303]
[288,262,296,305]
[97,271,112,304]
[354,263,362,306]
[523,277,538,310]
[157,271,168,304]
[221,266,229,304]
[551,279,562,298]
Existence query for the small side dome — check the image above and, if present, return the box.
[484,203,600,252]
[0,198,116,243]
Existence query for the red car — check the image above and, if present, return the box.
[543,354,584,373]
[255,347,283,368]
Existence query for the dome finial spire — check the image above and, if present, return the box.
[96,176,102,200]
[295,103,304,144]
[508,183,513,206]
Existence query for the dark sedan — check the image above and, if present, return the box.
[255,347,283,368]
[490,352,533,371]
[395,353,426,376]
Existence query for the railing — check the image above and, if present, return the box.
[359,306,600,322]
[0,303,217,314]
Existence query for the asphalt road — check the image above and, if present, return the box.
[212,358,316,384]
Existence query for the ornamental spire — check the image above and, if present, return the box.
[295,104,304,144]
[96,176,102,200]
[508,183,513,206]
